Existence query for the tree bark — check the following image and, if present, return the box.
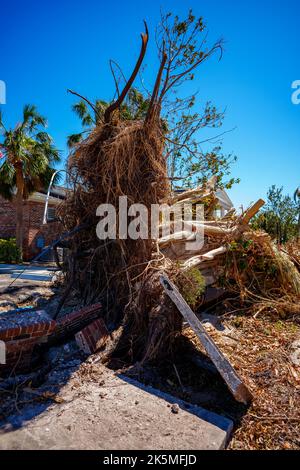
[15,164,24,259]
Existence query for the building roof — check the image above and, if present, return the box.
[28,185,68,206]
[174,187,234,210]
[215,189,234,211]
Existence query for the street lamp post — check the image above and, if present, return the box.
[42,169,68,225]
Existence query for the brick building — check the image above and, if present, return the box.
[0,186,65,260]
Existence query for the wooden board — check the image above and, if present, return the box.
[242,199,265,224]
[160,274,253,405]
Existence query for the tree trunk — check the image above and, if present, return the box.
[15,165,24,259]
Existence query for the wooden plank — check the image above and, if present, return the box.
[242,199,265,224]
[182,246,227,271]
[160,274,253,405]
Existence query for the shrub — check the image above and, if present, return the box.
[0,238,21,263]
[176,267,206,307]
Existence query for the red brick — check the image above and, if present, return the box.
[75,318,109,355]
[31,331,46,338]
[0,327,20,341]
[56,304,102,329]
[23,325,34,335]
[0,330,10,341]
[6,338,33,353]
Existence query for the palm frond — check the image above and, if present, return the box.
[67,132,84,148]
[72,101,90,120]
[36,131,51,144]
[82,115,94,126]
[0,159,15,182]
[0,104,60,202]
[95,100,108,122]
[0,180,15,200]
[0,108,5,130]
[0,160,15,200]
[22,104,47,132]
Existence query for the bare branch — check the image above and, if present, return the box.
[146,46,167,123]
[67,89,100,120]
[104,21,149,123]
[109,60,121,99]
[161,43,223,100]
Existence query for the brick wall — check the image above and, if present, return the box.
[0,196,62,260]
[0,309,56,374]
[51,303,102,343]
[0,197,16,238]
[0,303,102,376]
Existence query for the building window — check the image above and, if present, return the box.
[214,207,222,219]
[47,207,56,221]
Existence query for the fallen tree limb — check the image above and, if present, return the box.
[182,246,228,271]
[158,231,196,248]
[160,186,212,205]
[160,274,253,404]
[241,199,265,224]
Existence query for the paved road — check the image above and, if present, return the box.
[0,264,57,282]
[0,264,58,308]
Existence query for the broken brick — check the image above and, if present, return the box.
[75,318,109,355]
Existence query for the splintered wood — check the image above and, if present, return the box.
[158,184,266,285]
[160,274,253,405]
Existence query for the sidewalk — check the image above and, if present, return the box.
[0,365,232,450]
[0,264,57,282]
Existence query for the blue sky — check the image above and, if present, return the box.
[1,0,299,208]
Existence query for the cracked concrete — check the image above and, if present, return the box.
[0,365,232,450]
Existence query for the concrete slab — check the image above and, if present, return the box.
[0,276,47,290]
[0,264,55,282]
[11,272,52,281]
[0,264,55,273]
[0,367,232,450]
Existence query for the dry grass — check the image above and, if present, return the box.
[185,313,300,450]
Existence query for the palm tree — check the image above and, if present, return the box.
[67,99,107,148]
[0,105,60,257]
[67,88,150,148]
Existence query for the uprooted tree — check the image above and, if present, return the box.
[67,12,239,190]
[57,11,300,364]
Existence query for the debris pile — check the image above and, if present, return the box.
[53,19,300,368]
[57,138,300,358]
[159,189,300,318]
[1,14,300,450]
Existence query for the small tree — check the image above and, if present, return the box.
[0,105,60,257]
[154,11,239,190]
[252,185,299,244]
